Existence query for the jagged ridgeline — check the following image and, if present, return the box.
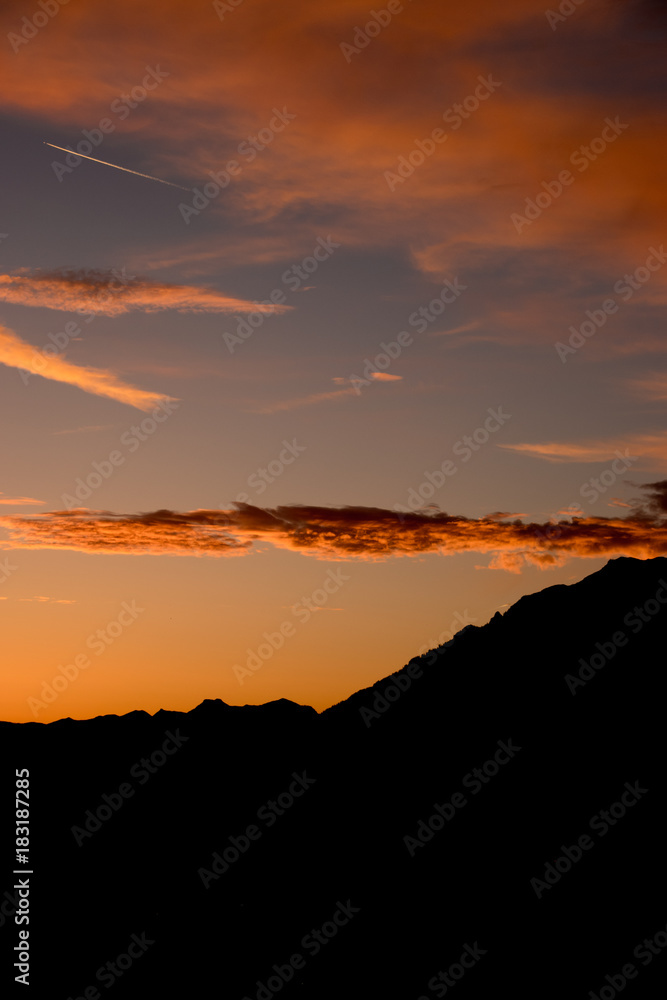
[2,556,666,998]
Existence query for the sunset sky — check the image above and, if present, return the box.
[1,0,666,722]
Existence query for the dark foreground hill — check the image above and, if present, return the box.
[2,556,667,998]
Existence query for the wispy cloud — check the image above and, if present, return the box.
[0,324,176,412]
[251,387,359,414]
[0,493,44,506]
[628,372,667,401]
[259,372,404,413]
[0,269,291,317]
[499,434,667,469]
[2,482,667,572]
[429,320,481,338]
[51,425,115,436]
[332,373,403,386]
[16,596,77,603]
[2,0,664,307]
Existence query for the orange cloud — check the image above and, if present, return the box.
[15,596,77,603]
[500,434,667,470]
[51,425,114,436]
[251,387,359,413]
[629,372,667,401]
[429,321,481,338]
[2,482,667,571]
[0,494,44,506]
[1,0,662,290]
[0,324,176,412]
[331,372,403,388]
[0,270,290,317]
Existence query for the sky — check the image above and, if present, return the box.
[1,0,666,722]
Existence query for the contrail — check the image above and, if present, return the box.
[43,142,191,191]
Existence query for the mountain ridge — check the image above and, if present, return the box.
[6,553,663,729]
[2,554,666,997]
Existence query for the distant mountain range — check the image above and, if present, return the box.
[2,556,666,998]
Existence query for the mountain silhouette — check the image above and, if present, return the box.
[2,555,666,998]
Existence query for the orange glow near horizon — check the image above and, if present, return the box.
[1,0,665,723]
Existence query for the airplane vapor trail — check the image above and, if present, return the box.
[43,142,191,191]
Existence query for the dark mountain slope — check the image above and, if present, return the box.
[2,556,666,998]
